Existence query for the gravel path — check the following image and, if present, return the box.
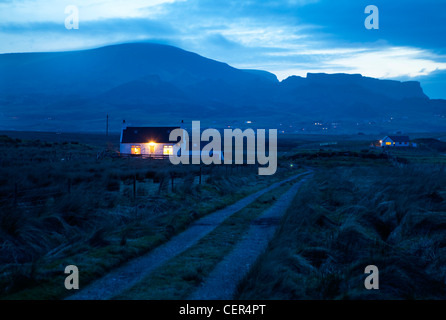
[66,172,310,300]
[188,175,311,300]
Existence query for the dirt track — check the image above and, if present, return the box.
[66,171,310,300]
[188,175,310,300]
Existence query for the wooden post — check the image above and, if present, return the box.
[133,175,136,199]
[106,114,109,137]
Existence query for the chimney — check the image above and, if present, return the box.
[122,120,127,130]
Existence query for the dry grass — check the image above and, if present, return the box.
[236,164,446,300]
[0,135,299,299]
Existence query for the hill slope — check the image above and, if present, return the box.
[0,42,444,133]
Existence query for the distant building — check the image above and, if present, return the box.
[379,135,413,147]
[120,120,181,157]
[119,120,224,160]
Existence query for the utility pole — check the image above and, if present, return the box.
[106,114,109,137]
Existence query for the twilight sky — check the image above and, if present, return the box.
[0,0,445,98]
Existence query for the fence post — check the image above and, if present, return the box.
[133,175,136,199]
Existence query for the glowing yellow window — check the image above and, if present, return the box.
[163,145,173,155]
[131,146,141,155]
[386,142,392,146]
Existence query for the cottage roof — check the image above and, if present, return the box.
[121,127,180,144]
[387,136,410,143]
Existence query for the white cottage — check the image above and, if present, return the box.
[120,121,181,157]
[380,136,411,147]
[119,121,224,161]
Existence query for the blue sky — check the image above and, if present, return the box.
[0,0,445,98]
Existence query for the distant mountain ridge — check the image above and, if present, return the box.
[300,73,426,100]
[0,42,444,133]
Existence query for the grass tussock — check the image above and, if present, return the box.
[236,164,446,300]
[0,135,300,299]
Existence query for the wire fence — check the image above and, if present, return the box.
[0,161,258,209]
